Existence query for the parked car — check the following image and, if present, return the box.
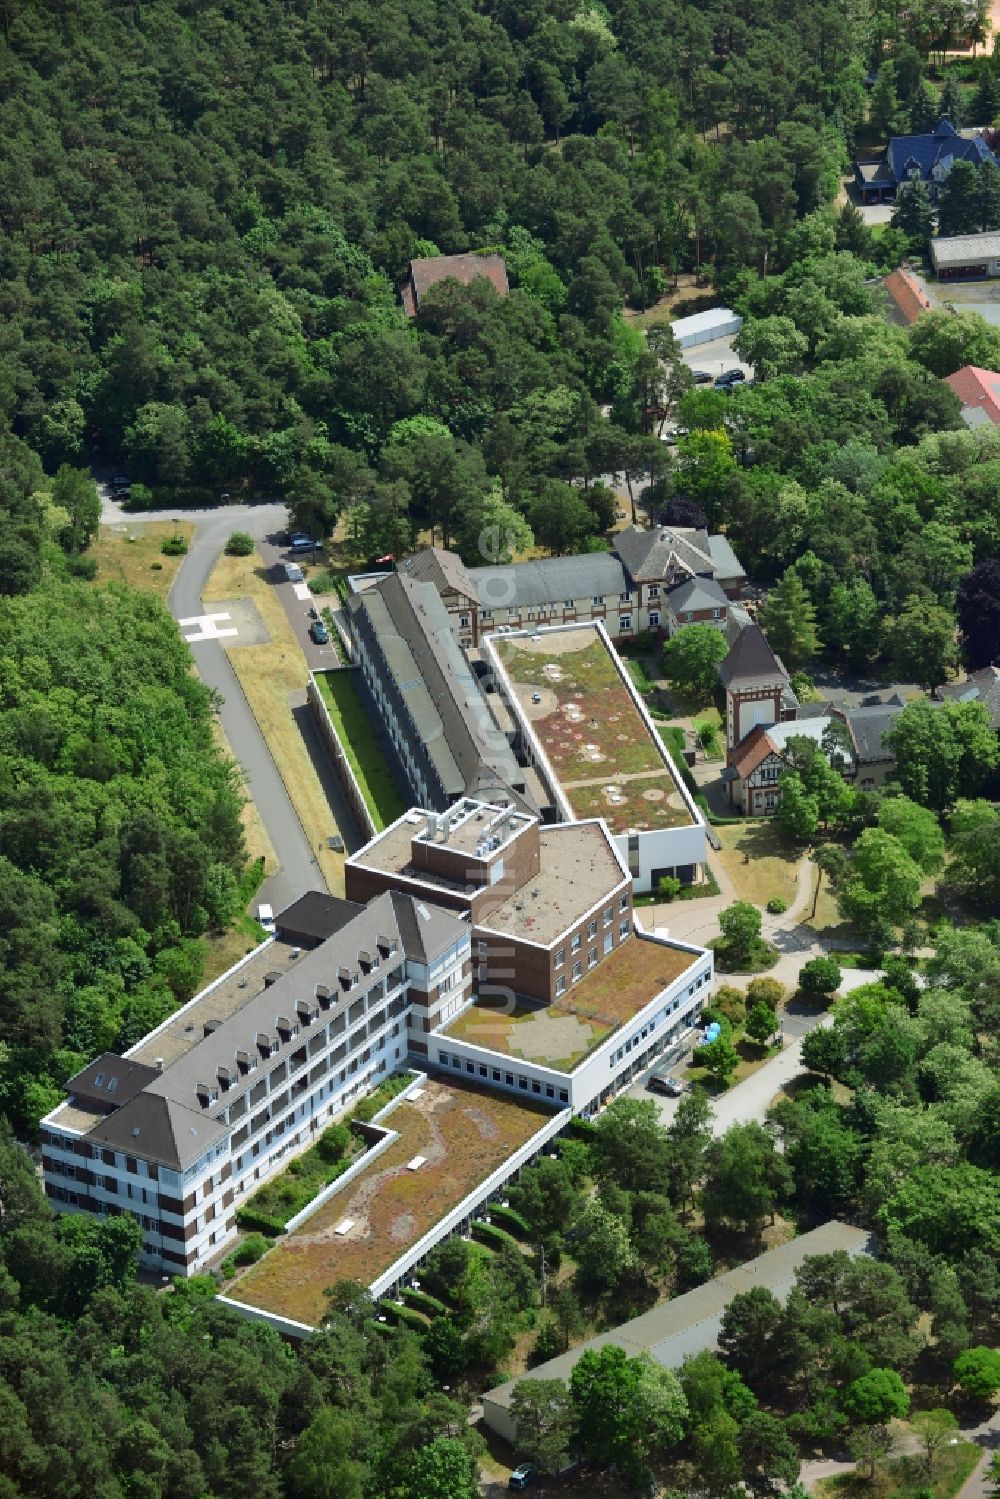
[508,1464,537,1492]
[310,619,330,644]
[257,903,275,934]
[714,368,746,389]
[647,1071,684,1097]
[283,561,305,583]
[690,368,713,384]
[289,533,315,551]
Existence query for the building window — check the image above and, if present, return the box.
[649,611,659,627]
[555,975,566,996]
[572,961,582,981]
[619,893,628,912]
[587,920,597,939]
[603,905,613,926]
[648,585,659,598]
[592,596,604,606]
[481,608,492,619]
[555,947,565,967]
[459,615,470,628]
[604,933,614,954]
[619,592,631,603]
[518,1076,528,1090]
[571,934,581,954]
[620,616,632,631]
[588,947,598,968]
[620,920,630,940]
[563,599,574,608]
[558,1089,569,1104]
[505,1073,514,1086]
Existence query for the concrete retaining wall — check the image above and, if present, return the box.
[307,670,376,841]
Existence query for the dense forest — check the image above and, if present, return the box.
[1,0,1000,1494]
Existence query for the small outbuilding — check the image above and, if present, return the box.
[670,306,743,349]
[930,231,1000,280]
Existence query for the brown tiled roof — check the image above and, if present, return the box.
[718,623,789,689]
[403,253,509,314]
[729,725,779,779]
[882,269,933,325]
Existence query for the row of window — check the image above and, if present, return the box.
[436,1051,569,1103]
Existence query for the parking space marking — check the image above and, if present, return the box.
[179,612,239,644]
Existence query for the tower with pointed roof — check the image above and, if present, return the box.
[717,622,796,754]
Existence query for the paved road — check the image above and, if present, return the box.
[100,491,326,911]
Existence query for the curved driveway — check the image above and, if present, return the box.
[101,492,324,910]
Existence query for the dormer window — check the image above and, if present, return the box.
[107,1077,118,1094]
[94,1072,105,1088]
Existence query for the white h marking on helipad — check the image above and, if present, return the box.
[179,612,238,644]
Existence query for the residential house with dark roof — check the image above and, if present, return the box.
[400,252,509,316]
[347,571,528,811]
[663,575,733,635]
[937,666,1000,730]
[855,118,998,202]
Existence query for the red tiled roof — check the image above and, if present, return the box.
[729,725,779,780]
[943,365,1000,425]
[401,253,509,315]
[882,269,933,324]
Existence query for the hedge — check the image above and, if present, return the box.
[565,1115,597,1140]
[233,1206,286,1238]
[400,1287,448,1318]
[472,1220,522,1253]
[379,1301,431,1332]
[487,1204,532,1239]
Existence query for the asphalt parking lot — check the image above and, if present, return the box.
[681,333,753,383]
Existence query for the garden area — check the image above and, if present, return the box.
[229,1078,553,1325]
[314,668,407,831]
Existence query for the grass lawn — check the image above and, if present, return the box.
[814,1442,981,1499]
[715,822,801,908]
[314,670,406,831]
[91,521,196,598]
[203,549,346,894]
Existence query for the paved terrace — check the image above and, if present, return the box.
[440,935,698,1071]
[493,631,692,835]
[227,1077,553,1326]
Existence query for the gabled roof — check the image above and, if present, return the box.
[706,534,746,583]
[718,623,789,690]
[938,666,1000,728]
[470,551,629,610]
[614,524,716,583]
[666,576,730,615]
[729,726,779,780]
[387,889,469,967]
[87,1092,229,1171]
[886,118,996,185]
[65,1053,160,1110]
[840,703,906,764]
[397,546,477,601]
[403,252,509,314]
[931,230,1000,269]
[276,892,364,943]
[882,269,933,325]
[943,366,1000,426]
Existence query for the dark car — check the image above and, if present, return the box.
[508,1464,537,1492]
[289,533,315,551]
[690,368,713,384]
[310,619,330,644]
[714,368,746,389]
[647,1071,684,1098]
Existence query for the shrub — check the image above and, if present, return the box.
[123,482,154,509]
[472,1220,522,1252]
[657,875,682,902]
[766,896,787,915]
[231,1233,269,1268]
[531,1316,565,1363]
[234,1206,285,1237]
[315,1122,351,1164]
[68,554,98,579]
[488,1204,532,1238]
[226,531,255,556]
[401,1287,448,1318]
[746,977,785,1011]
[160,534,188,556]
[713,985,746,1026]
[380,1301,431,1332]
[798,956,842,999]
[150,561,163,571]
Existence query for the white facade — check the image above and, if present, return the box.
[670,306,743,348]
[432,938,713,1115]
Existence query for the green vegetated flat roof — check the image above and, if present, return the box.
[315,669,406,831]
[229,1077,553,1325]
[441,935,699,1071]
[494,635,692,835]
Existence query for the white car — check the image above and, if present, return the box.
[257,903,276,934]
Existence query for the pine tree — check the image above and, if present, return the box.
[834,201,873,257]
[909,77,941,134]
[759,572,821,670]
[871,65,905,138]
[891,179,935,243]
[938,159,982,235]
[940,72,965,128]
[972,62,1000,126]
[978,158,1000,230]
